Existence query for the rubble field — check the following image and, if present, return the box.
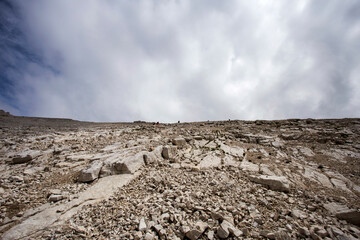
[0,112,359,239]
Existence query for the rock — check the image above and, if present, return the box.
[144,232,155,240]
[153,224,164,234]
[324,203,360,226]
[298,226,310,236]
[78,160,103,182]
[217,220,242,239]
[172,137,186,147]
[181,225,191,234]
[259,164,275,176]
[291,209,306,219]
[205,135,215,141]
[160,213,170,221]
[317,228,328,238]
[185,221,208,240]
[152,146,164,159]
[48,194,64,202]
[198,154,221,169]
[303,167,333,189]
[207,230,215,240]
[143,152,157,165]
[133,231,142,240]
[113,152,145,174]
[330,178,351,192]
[348,226,360,237]
[310,225,330,239]
[275,229,291,239]
[12,150,41,164]
[10,176,23,182]
[249,175,290,192]
[47,189,62,196]
[217,223,230,239]
[194,136,203,140]
[260,230,276,239]
[138,218,147,231]
[24,167,45,175]
[299,147,315,157]
[272,139,284,148]
[185,137,192,142]
[310,225,324,240]
[210,211,234,224]
[162,145,177,160]
[240,160,259,172]
[0,187,4,194]
[329,226,345,237]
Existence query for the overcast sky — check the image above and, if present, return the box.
[1,0,359,122]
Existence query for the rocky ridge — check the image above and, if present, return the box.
[0,114,359,239]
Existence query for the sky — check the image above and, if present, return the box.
[0,0,359,122]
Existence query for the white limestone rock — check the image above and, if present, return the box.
[198,154,221,169]
[249,175,290,192]
[113,152,145,174]
[324,202,360,226]
[78,160,103,182]
[240,160,259,172]
[48,194,64,202]
[138,218,147,231]
[291,209,306,219]
[172,137,186,147]
[330,178,351,192]
[162,145,177,160]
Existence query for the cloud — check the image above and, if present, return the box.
[0,0,359,122]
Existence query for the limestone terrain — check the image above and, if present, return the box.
[0,112,360,239]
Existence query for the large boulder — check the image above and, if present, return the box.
[249,175,290,192]
[12,150,41,164]
[78,160,103,183]
[100,150,147,176]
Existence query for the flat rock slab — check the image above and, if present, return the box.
[220,144,244,157]
[2,173,139,240]
[324,203,360,226]
[11,150,41,164]
[198,154,221,169]
[303,167,333,189]
[240,160,259,172]
[249,175,290,192]
[330,178,351,192]
[113,152,145,174]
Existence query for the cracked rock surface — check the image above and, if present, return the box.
[0,113,359,239]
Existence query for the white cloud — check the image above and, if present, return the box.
[1,0,359,122]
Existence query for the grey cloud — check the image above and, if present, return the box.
[0,0,359,122]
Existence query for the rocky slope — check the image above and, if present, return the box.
[0,113,359,239]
